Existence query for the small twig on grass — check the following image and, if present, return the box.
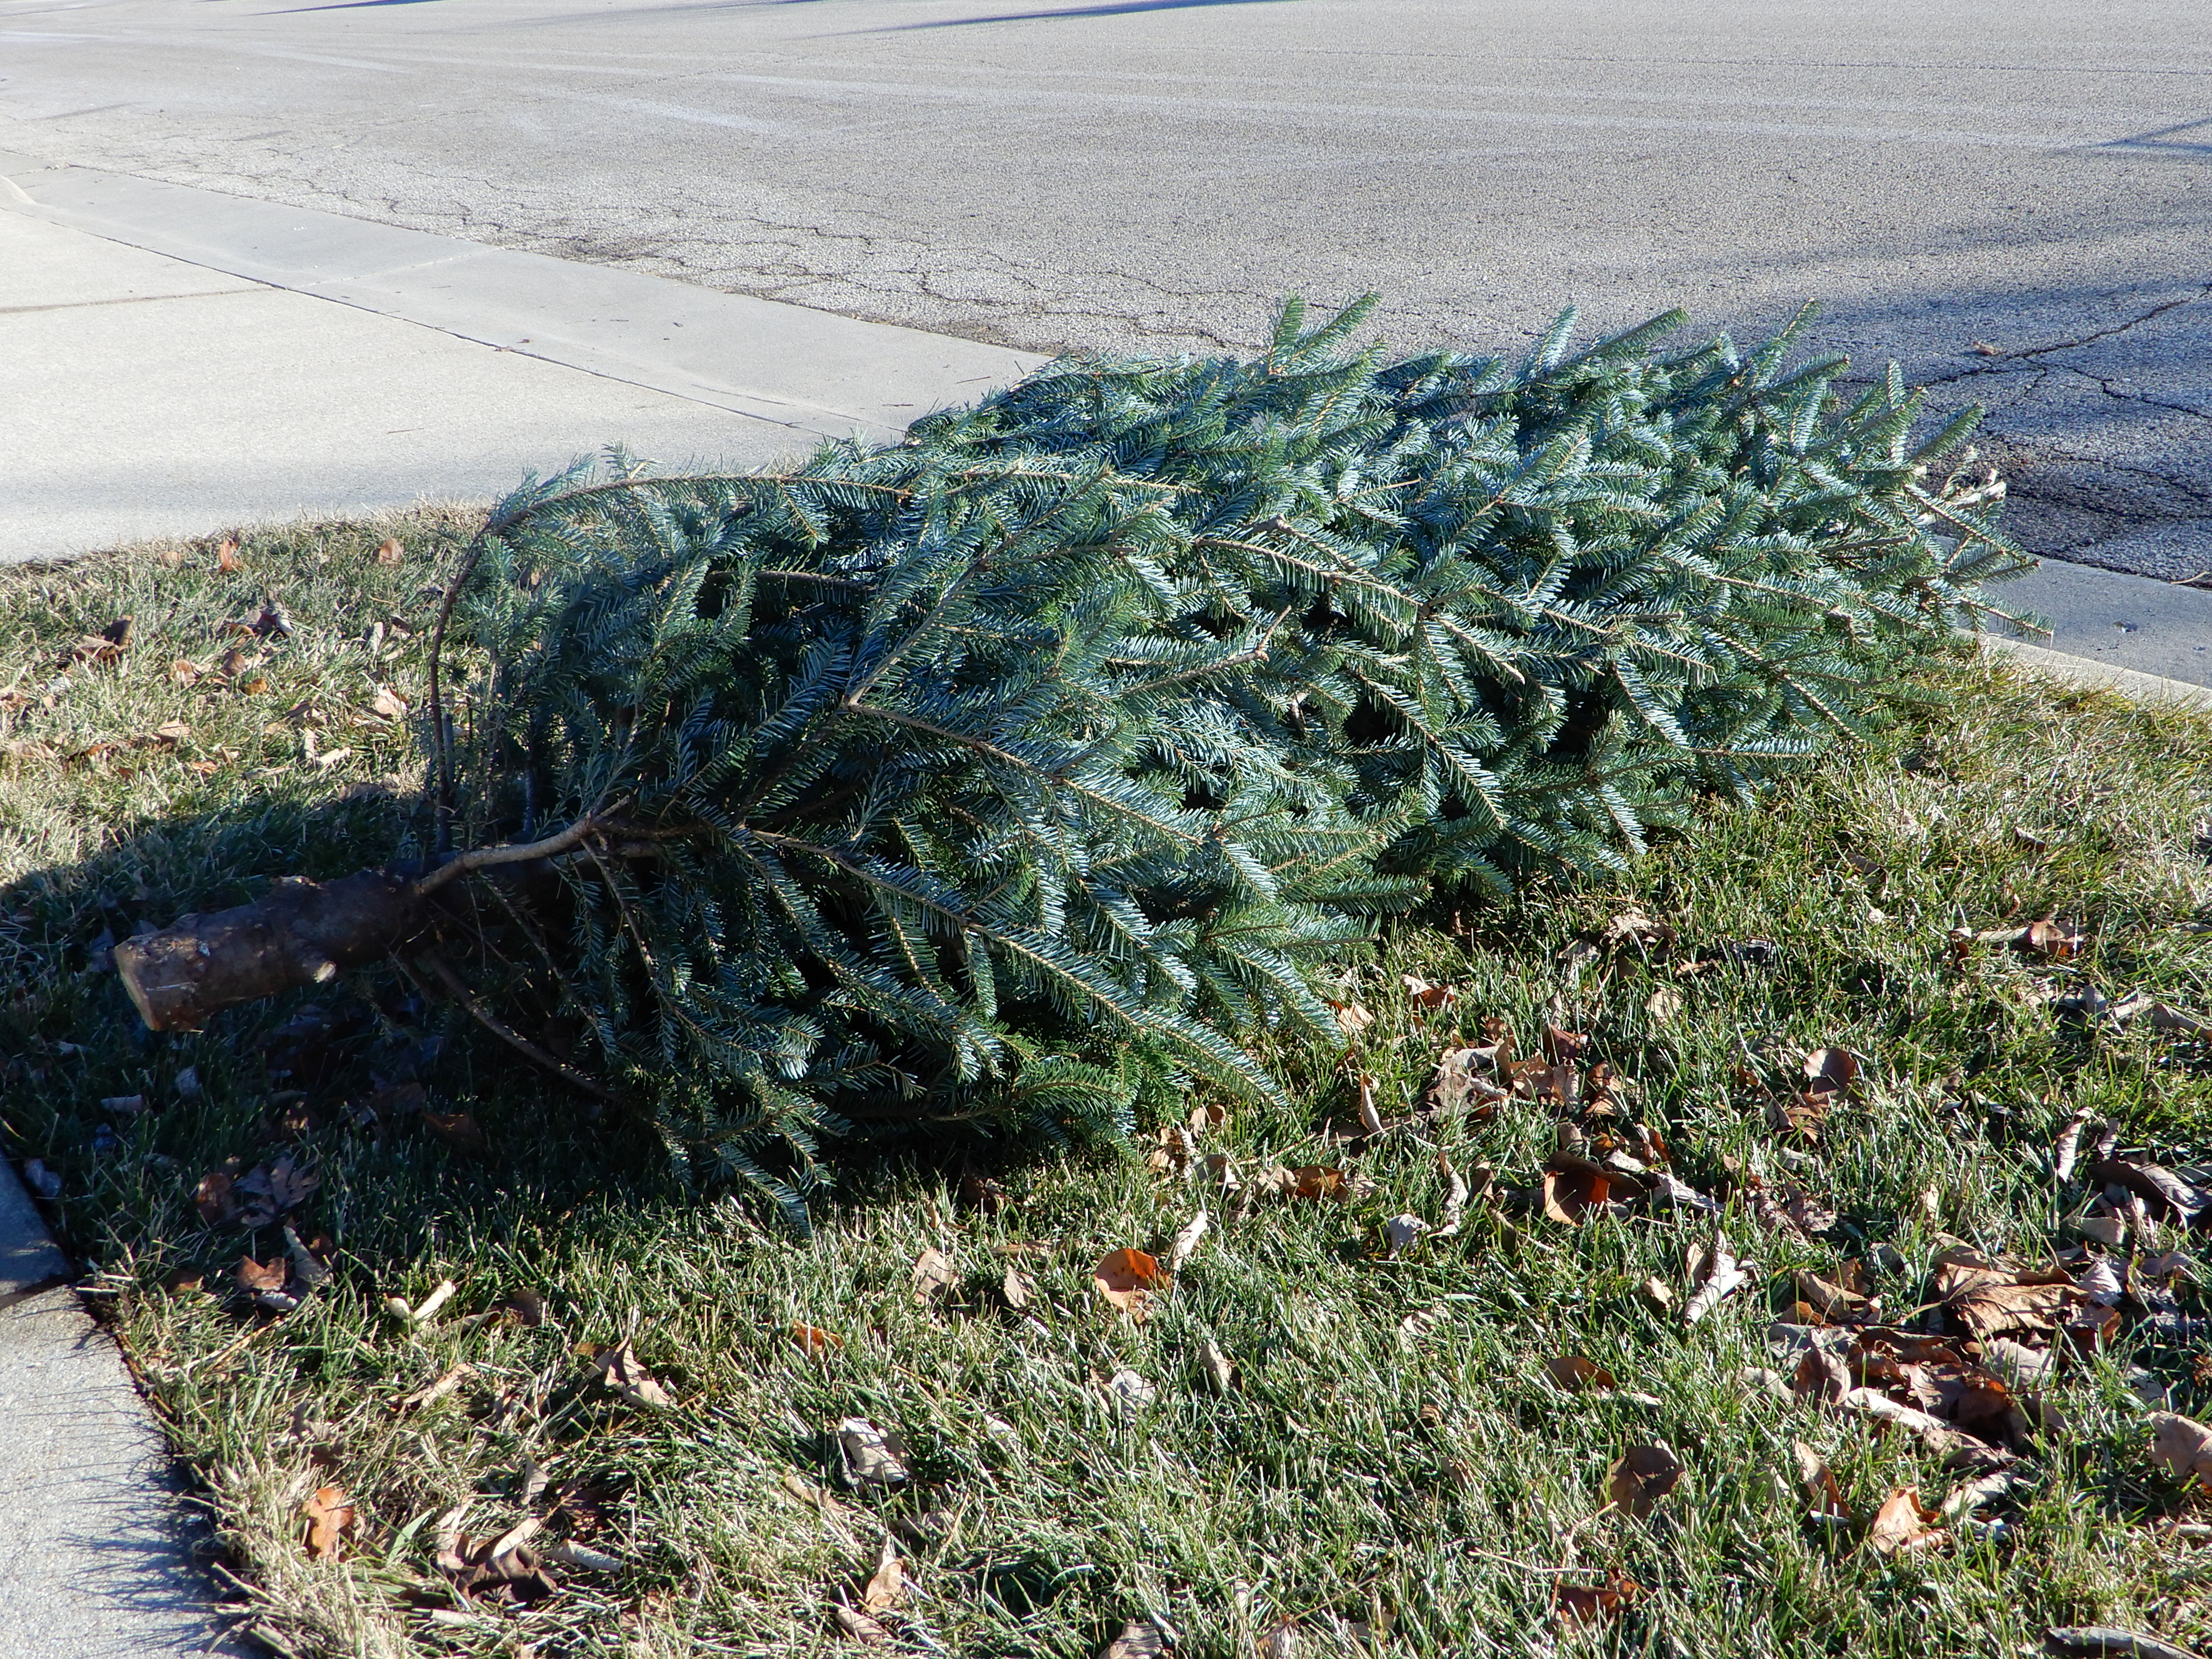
[181,1315,284,1380]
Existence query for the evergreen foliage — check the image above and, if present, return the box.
[423,300,2024,1212]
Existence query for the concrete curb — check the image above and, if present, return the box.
[0,1159,240,1657]
[1975,636,2212,714]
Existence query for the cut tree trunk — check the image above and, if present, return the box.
[113,869,426,1032]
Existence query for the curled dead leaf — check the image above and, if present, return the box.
[301,1484,356,1560]
[237,1252,288,1298]
[792,1323,843,1358]
[837,1418,910,1486]
[1331,1000,1374,1039]
[861,1535,905,1614]
[1793,1440,1847,1516]
[375,536,404,566]
[597,1339,675,1409]
[1101,1620,1170,1659]
[1934,1246,2085,1339]
[1429,1046,1507,1116]
[1201,1336,1234,1391]
[1684,1234,1751,1325]
[194,1172,237,1225]
[1401,973,1456,1008]
[1866,1486,1941,1557]
[1168,1210,1210,1273]
[1540,1164,1612,1226]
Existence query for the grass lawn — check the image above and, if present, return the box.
[5,512,2212,1659]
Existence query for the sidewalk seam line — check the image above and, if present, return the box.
[0,196,875,437]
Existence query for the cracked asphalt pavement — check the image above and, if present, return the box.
[2,0,2207,576]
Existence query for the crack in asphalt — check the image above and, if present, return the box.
[1916,282,2212,388]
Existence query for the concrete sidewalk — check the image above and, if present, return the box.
[2,151,1042,563]
[1,1163,236,1657]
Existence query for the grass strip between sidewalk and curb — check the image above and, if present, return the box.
[4,514,2212,1658]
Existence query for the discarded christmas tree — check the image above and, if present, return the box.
[115,299,2025,1208]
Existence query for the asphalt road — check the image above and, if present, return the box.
[2,0,2207,576]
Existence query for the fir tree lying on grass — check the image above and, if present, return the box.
[115,299,2027,1212]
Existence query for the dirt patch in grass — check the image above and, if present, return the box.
[6,521,2212,1657]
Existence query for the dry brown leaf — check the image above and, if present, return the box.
[1101,1620,1169,1659]
[959,1169,1015,1214]
[861,1538,905,1614]
[1795,1261,1873,1325]
[216,537,242,573]
[1429,1047,1507,1116]
[1331,1000,1374,1039]
[1645,985,1685,1023]
[1401,974,1457,1009]
[1383,1212,1428,1257]
[375,536,405,566]
[1105,1367,1156,1415]
[999,1265,1035,1312]
[1939,1465,2026,1520]
[1554,1571,1641,1628]
[1933,1246,2084,1338]
[1866,1486,1941,1557]
[370,684,410,721]
[837,1419,910,1485]
[1288,1165,1347,1202]
[834,1602,892,1646]
[1094,1247,1167,1317]
[2088,1155,2208,1225]
[1544,1356,1617,1394]
[1684,1234,1751,1324]
[1793,1346,1852,1405]
[1354,1070,1386,1136]
[2043,1631,2199,1659]
[597,1339,675,1409]
[1540,1164,1612,1226]
[1201,1336,1234,1391]
[2023,918,2087,961]
[1793,1440,1847,1516]
[1607,1441,1682,1519]
[194,1171,237,1225]
[1603,910,1674,950]
[912,1247,957,1304]
[237,1253,287,1296]
[2149,1412,2212,1489]
[1803,1047,1859,1100]
[424,1111,489,1154]
[302,1484,356,1560]
[792,1323,843,1357]
[1168,1210,1210,1273]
